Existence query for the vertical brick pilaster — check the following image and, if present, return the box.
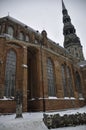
[22,46,28,112]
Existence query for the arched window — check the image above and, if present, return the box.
[35,39,38,44]
[0,25,1,32]
[66,67,74,97]
[26,35,29,42]
[61,64,68,97]
[75,72,83,98]
[18,32,24,41]
[7,26,14,37]
[47,58,56,96]
[76,53,78,57]
[5,50,16,98]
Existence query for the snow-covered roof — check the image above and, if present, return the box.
[0,15,37,33]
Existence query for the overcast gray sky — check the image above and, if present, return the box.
[0,0,86,59]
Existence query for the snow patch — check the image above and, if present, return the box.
[0,96,14,100]
[48,97,57,99]
[0,106,86,130]
[79,98,85,100]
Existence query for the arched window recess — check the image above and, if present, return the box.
[18,31,25,41]
[61,64,68,97]
[66,66,74,97]
[4,50,16,98]
[47,58,56,97]
[61,64,74,98]
[7,25,14,38]
[75,71,83,98]
[26,35,29,42]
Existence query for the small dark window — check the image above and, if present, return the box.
[76,53,78,57]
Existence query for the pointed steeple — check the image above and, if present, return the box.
[62,0,66,10]
[62,0,77,43]
[62,0,84,61]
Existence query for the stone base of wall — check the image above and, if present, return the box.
[28,98,86,112]
[0,98,85,113]
[0,100,16,113]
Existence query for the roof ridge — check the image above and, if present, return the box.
[0,15,38,33]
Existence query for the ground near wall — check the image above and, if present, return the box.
[0,106,86,130]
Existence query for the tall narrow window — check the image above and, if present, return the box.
[26,35,29,42]
[61,64,68,97]
[7,26,14,37]
[5,50,16,98]
[76,72,83,98]
[18,32,24,41]
[35,39,38,44]
[47,58,56,96]
[0,25,1,32]
[66,67,74,97]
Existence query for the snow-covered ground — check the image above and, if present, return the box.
[0,106,86,130]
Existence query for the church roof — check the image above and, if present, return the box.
[0,15,40,35]
[0,15,78,62]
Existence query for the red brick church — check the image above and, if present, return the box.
[0,0,86,113]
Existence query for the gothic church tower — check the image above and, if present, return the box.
[62,0,84,61]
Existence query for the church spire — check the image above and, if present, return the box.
[62,0,75,36]
[62,0,66,10]
[62,0,84,61]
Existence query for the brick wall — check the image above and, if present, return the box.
[29,99,85,112]
[0,100,16,113]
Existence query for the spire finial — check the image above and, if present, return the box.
[62,0,66,10]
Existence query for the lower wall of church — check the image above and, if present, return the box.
[0,99,85,113]
[0,100,16,113]
[28,98,86,112]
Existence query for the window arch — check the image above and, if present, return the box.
[66,66,74,97]
[18,32,24,41]
[76,53,78,57]
[61,64,68,97]
[0,24,1,32]
[7,26,14,37]
[75,72,83,98]
[47,58,56,96]
[5,50,16,98]
[35,39,38,44]
[26,35,29,42]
